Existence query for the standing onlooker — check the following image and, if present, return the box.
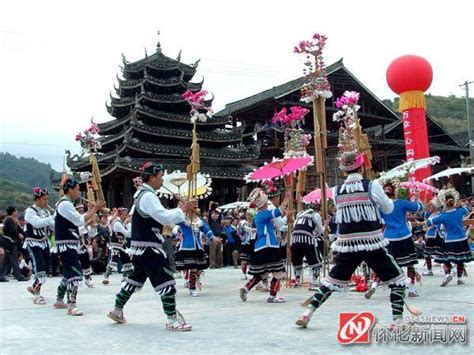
[17,214,29,263]
[0,207,29,281]
[223,217,240,268]
[208,204,224,268]
[90,236,107,274]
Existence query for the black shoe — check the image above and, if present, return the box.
[16,276,30,282]
[0,278,9,282]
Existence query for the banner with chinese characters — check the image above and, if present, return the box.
[402,107,432,183]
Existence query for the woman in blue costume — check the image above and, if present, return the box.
[421,197,444,276]
[239,187,289,303]
[380,183,423,297]
[421,188,472,287]
[175,212,222,297]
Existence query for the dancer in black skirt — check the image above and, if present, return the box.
[421,188,473,287]
[296,152,408,329]
[421,197,444,276]
[175,214,222,297]
[291,207,324,290]
[380,183,423,297]
[240,188,289,303]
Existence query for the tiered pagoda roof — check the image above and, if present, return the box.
[68,42,258,181]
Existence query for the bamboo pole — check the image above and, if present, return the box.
[285,173,295,287]
[295,170,307,212]
[312,96,330,277]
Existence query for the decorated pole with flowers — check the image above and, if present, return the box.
[75,121,106,206]
[182,89,213,202]
[294,34,332,226]
[272,105,312,212]
[333,90,374,178]
[271,105,312,283]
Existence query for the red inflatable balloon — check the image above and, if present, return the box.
[386,55,433,94]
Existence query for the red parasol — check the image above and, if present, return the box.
[302,187,333,204]
[245,155,313,182]
[399,178,438,193]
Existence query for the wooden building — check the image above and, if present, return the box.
[67,41,259,207]
[216,59,470,194]
[67,45,470,206]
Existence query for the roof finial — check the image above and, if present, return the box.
[177,50,182,62]
[144,47,148,59]
[156,30,162,52]
[121,53,128,65]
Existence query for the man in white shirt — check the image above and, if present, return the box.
[54,178,104,316]
[108,163,196,331]
[24,187,55,304]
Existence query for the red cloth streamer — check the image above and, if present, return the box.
[402,108,432,199]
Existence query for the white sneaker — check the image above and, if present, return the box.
[107,308,126,323]
[190,289,200,297]
[67,306,84,316]
[166,311,192,331]
[441,275,453,287]
[422,270,433,276]
[239,287,248,302]
[85,279,95,288]
[267,296,285,303]
[365,287,376,299]
[295,306,315,328]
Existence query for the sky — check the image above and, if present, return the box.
[0,0,473,171]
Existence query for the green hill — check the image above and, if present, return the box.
[0,153,61,212]
[0,178,34,212]
[383,94,472,146]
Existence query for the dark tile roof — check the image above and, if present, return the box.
[368,113,465,147]
[123,49,197,75]
[215,59,399,123]
[123,138,260,161]
[99,122,243,147]
[99,107,230,133]
[99,159,252,180]
[130,121,242,142]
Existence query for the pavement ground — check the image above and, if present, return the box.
[0,262,473,354]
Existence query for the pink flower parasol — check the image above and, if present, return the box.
[303,187,333,204]
[399,178,438,193]
[245,155,313,182]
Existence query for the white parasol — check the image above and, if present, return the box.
[424,167,474,181]
[377,156,440,183]
[157,170,212,200]
[217,201,250,212]
[217,200,273,213]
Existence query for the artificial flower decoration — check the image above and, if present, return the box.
[294,33,332,102]
[271,106,310,128]
[75,123,102,153]
[182,90,214,123]
[333,91,361,160]
[132,176,143,189]
[332,91,361,123]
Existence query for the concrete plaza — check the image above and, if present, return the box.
[0,263,473,354]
